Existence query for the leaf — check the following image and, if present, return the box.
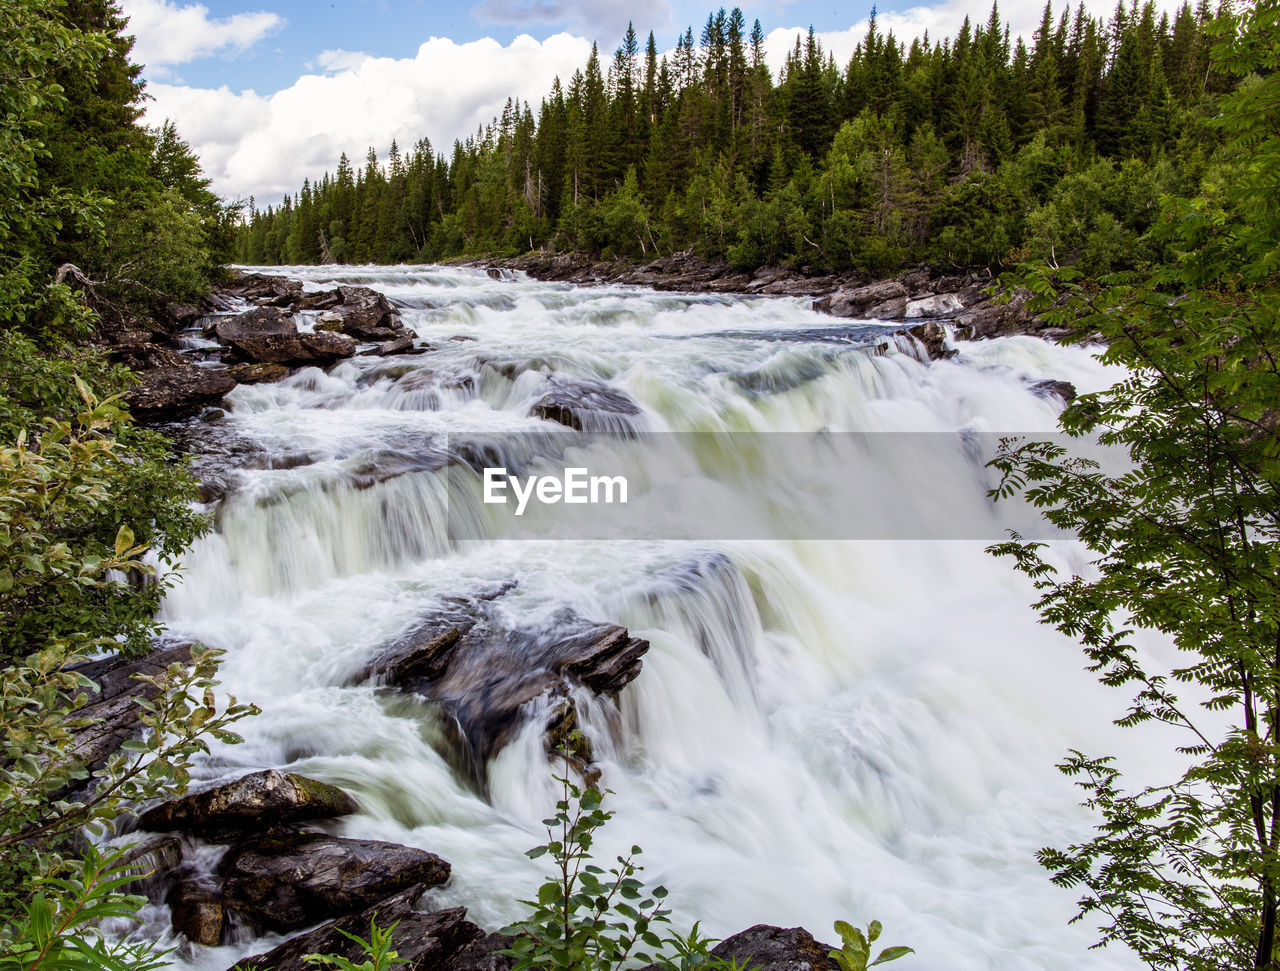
[114,524,135,556]
[870,947,914,966]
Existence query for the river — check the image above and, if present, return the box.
[151,264,1162,970]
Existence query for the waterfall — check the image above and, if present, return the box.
[152,264,1159,970]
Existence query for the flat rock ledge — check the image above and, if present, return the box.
[139,768,358,841]
[229,886,484,971]
[218,832,451,933]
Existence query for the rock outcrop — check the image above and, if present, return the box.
[215,306,357,365]
[139,769,358,841]
[124,365,236,420]
[218,832,451,932]
[359,588,648,780]
[229,885,483,971]
[710,924,840,971]
[530,376,643,432]
[66,642,198,772]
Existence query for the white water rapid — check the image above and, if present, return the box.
[147,264,1168,971]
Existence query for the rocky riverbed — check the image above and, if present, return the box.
[82,263,1124,971]
[104,257,1066,424]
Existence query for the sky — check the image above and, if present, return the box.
[124,0,1176,206]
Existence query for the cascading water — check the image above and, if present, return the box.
[147,264,1168,970]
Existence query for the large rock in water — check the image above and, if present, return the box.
[218,833,451,932]
[530,375,642,432]
[223,271,304,306]
[125,365,235,421]
[229,885,483,971]
[710,925,839,971]
[215,306,356,365]
[139,769,358,841]
[358,588,648,780]
[299,285,406,341]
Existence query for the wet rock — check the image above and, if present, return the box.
[111,342,189,372]
[906,321,954,361]
[300,285,405,340]
[67,642,199,773]
[214,305,295,341]
[445,932,517,971]
[1031,379,1077,403]
[230,886,481,971]
[168,878,225,947]
[819,280,908,317]
[530,376,642,432]
[161,302,204,329]
[953,290,1034,339]
[905,293,966,319]
[117,835,184,893]
[125,365,235,421]
[710,925,839,971]
[226,361,289,384]
[364,591,647,779]
[139,769,358,841]
[215,308,357,365]
[218,833,451,933]
[864,296,909,320]
[364,334,419,356]
[224,272,303,306]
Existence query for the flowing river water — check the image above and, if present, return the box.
[148,264,1169,970]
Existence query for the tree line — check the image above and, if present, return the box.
[239,0,1235,277]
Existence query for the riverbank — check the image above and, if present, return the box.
[458,251,1063,342]
[115,259,1064,423]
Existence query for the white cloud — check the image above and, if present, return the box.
[144,33,593,204]
[309,49,374,73]
[120,0,284,69]
[471,0,671,47]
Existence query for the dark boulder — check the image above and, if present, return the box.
[817,280,908,318]
[139,769,358,841]
[863,296,909,320]
[299,285,405,341]
[363,334,421,357]
[125,365,235,421]
[906,321,955,361]
[445,932,517,971]
[226,362,289,384]
[116,835,184,894]
[214,305,294,341]
[67,642,198,773]
[224,272,303,306]
[710,925,839,971]
[168,878,225,947]
[229,885,482,971]
[361,589,647,780]
[1031,379,1077,403]
[530,376,642,432]
[215,307,357,365]
[218,833,450,932]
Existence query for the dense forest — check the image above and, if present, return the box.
[239,0,1235,277]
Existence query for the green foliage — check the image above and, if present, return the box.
[0,368,205,663]
[0,639,257,912]
[828,920,913,971]
[304,918,408,970]
[0,845,171,971]
[988,3,1280,968]
[501,767,677,970]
